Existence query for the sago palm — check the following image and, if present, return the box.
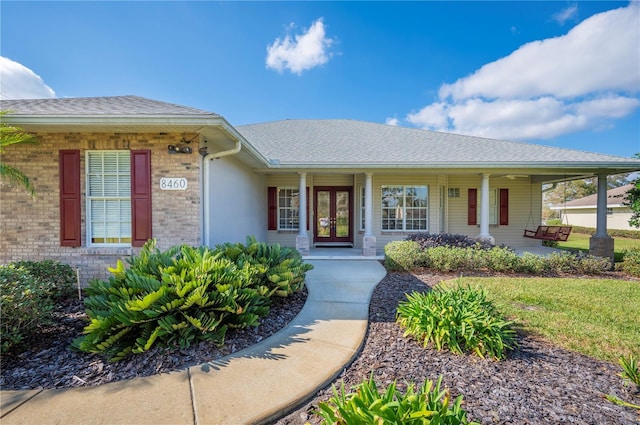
[0,110,37,197]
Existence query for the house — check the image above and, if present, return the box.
[2,96,639,283]
[551,184,638,231]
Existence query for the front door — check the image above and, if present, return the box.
[314,186,352,244]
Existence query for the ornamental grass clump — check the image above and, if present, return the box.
[316,374,478,425]
[396,284,517,360]
[72,238,312,361]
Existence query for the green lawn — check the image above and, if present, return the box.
[447,277,640,363]
[556,233,640,262]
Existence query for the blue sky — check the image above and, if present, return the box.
[1,1,639,158]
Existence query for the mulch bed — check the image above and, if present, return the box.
[273,271,640,425]
[0,288,307,390]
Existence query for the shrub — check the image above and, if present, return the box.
[73,239,312,361]
[316,374,477,425]
[618,248,640,277]
[545,251,610,275]
[0,264,55,354]
[517,252,547,274]
[396,283,517,360]
[13,260,76,300]
[407,232,495,250]
[619,354,640,389]
[384,240,425,271]
[423,246,477,272]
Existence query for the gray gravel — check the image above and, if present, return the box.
[273,271,640,425]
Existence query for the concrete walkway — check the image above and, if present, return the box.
[0,260,387,425]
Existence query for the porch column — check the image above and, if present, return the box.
[363,172,377,256]
[589,173,614,265]
[477,173,495,244]
[296,172,310,256]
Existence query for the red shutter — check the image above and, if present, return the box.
[59,150,81,246]
[131,150,152,247]
[268,187,277,230]
[468,188,477,226]
[499,188,509,225]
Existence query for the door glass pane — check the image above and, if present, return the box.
[317,191,330,238]
[336,191,349,238]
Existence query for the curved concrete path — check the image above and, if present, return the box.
[0,260,387,425]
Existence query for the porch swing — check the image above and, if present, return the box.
[523,179,572,241]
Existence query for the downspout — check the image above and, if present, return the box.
[202,139,242,246]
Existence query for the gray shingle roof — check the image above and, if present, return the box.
[562,184,634,208]
[237,119,640,167]
[0,95,218,117]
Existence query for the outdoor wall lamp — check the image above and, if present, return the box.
[167,145,193,154]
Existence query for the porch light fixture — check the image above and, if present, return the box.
[167,145,193,154]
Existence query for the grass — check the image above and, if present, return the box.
[556,233,640,262]
[446,277,640,363]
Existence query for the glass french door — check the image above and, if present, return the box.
[314,187,352,244]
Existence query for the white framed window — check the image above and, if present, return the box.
[86,151,131,246]
[278,187,299,230]
[477,188,498,225]
[381,185,428,231]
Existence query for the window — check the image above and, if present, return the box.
[448,188,460,198]
[381,185,428,231]
[86,151,131,245]
[278,187,300,230]
[468,188,509,226]
[477,189,498,225]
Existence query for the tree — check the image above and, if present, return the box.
[0,110,37,197]
[623,154,640,228]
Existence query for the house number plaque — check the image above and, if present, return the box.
[160,178,188,190]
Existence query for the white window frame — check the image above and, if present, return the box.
[277,187,300,231]
[477,188,498,225]
[381,185,429,232]
[86,151,131,247]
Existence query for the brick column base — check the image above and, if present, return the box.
[296,234,310,256]
[362,235,377,256]
[589,235,614,266]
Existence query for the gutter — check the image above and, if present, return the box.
[201,136,242,247]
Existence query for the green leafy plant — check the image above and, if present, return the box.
[384,240,425,271]
[606,354,640,410]
[316,374,478,425]
[13,260,76,300]
[618,248,640,277]
[396,283,517,360]
[619,354,640,388]
[72,238,312,361]
[0,264,55,354]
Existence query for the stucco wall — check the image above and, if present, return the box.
[0,132,201,284]
[205,155,267,245]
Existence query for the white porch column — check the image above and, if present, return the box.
[295,172,310,256]
[477,173,495,244]
[363,172,377,256]
[589,173,614,265]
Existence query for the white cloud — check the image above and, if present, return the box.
[0,57,56,100]
[266,18,334,75]
[405,3,640,141]
[385,117,399,126]
[553,4,578,25]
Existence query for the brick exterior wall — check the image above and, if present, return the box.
[0,132,201,285]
